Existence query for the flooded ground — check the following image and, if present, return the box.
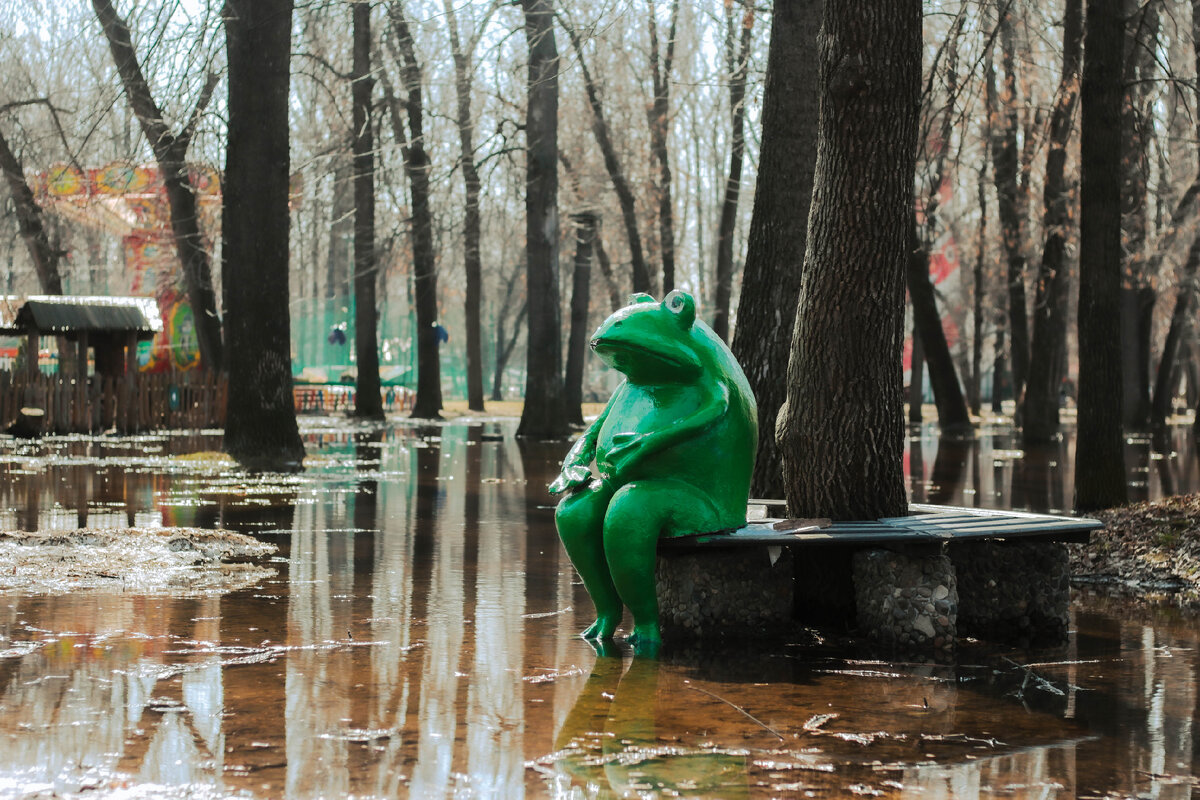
[0,417,1197,798]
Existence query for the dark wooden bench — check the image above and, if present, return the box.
[654,502,1102,651]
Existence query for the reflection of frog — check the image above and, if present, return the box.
[554,651,749,798]
[550,291,757,654]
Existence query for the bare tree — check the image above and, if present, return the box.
[711,0,754,342]
[222,0,304,471]
[1076,0,1128,512]
[557,8,652,296]
[1022,0,1083,443]
[350,1,383,420]
[91,0,224,372]
[647,0,680,294]
[387,2,442,419]
[517,0,569,439]
[730,0,820,499]
[0,115,64,294]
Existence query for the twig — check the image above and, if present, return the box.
[687,684,784,741]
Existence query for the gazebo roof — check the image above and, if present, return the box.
[0,296,162,338]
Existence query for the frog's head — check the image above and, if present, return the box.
[590,291,702,383]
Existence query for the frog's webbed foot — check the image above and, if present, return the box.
[581,614,621,641]
[626,623,662,658]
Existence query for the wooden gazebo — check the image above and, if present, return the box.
[0,295,161,379]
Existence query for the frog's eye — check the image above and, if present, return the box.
[663,290,695,329]
[629,293,656,305]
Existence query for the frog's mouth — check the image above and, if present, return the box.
[591,337,700,377]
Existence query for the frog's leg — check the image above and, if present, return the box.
[555,482,623,640]
[602,480,722,656]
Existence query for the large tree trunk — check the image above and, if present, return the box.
[564,212,599,427]
[1076,0,1128,512]
[1152,235,1200,425]
[648,0,680,294]
[730,0,820,500]
[559,13,652,296]
[990,8,1028,404]
[712,3,754,342]
[1119,0,1160,429]
[388,3,443,419]
[443,0,486,412]
[778,0,920,520]
[222,0,304,472]
[0,126,64,294]
[350,3,383,420]
[1022,0,1083,443]
[517,0,569,439]
[91,0,224,372]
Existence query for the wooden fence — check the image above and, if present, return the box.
[0,371,227,434]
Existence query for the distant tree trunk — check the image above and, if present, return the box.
[560,152,622,310]
[1120,0,1159,429]
[990,8,1028,403]
[325,157,354,299]
[558,12,652,296]
[712,2,754,342]
[908,219,970,429]
[1022,0,1082,443]
[970,146,987,417]
[730,0,820,500]
[0,126,64,294]
[1076,0,1128,512]
[911,12,970,430]
[388,3,442,419]
[778,0,920,520]
[443,0,487,412]
[909,320,924,424]
[648,0,680,294]
[517,0,569,439]
[92,0,224,372]
[565,212,599,426]
[1153,236,1200,426]
[350,2,383,420]
[222,0,304,472]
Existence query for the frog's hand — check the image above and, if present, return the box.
[549,464,593,495]
[606,383,730,476]
[550,388,622,493]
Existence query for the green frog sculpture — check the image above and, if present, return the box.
[550,291,758,654]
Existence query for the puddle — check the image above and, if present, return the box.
[0,419,1196,797]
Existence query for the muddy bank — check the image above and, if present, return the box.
[1069,493,1200,604]
[0,527,277,595]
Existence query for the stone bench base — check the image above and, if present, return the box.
[656,546,794,637]
[656,539,1071,652]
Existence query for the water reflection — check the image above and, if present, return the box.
[0,420,1197,797]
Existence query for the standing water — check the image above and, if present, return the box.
[0,417,1196,798]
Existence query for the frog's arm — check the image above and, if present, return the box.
[549,388,620,495]
[603,382,729,478]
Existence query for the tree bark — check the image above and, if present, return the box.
[221,0,304,472]
[990,7,1028,403]
[91,0,224,372]
[565,212,599,426]
[558,12,652,296]
[443,0,488,412]
[1152,235,1200,425]
[1076,0,1128,512]
[730,0,820,500]
[712,3,754,342]
[778,0,920,520]
[517,0,569,439]
[1022,0,1083,443]
[491,269,526,402]
[388,2,443,419]
[648,0,680,294]
[0,126,64,294]
[1119,0,1159,429]
[970,144,988,417]
[351,2,383,420]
